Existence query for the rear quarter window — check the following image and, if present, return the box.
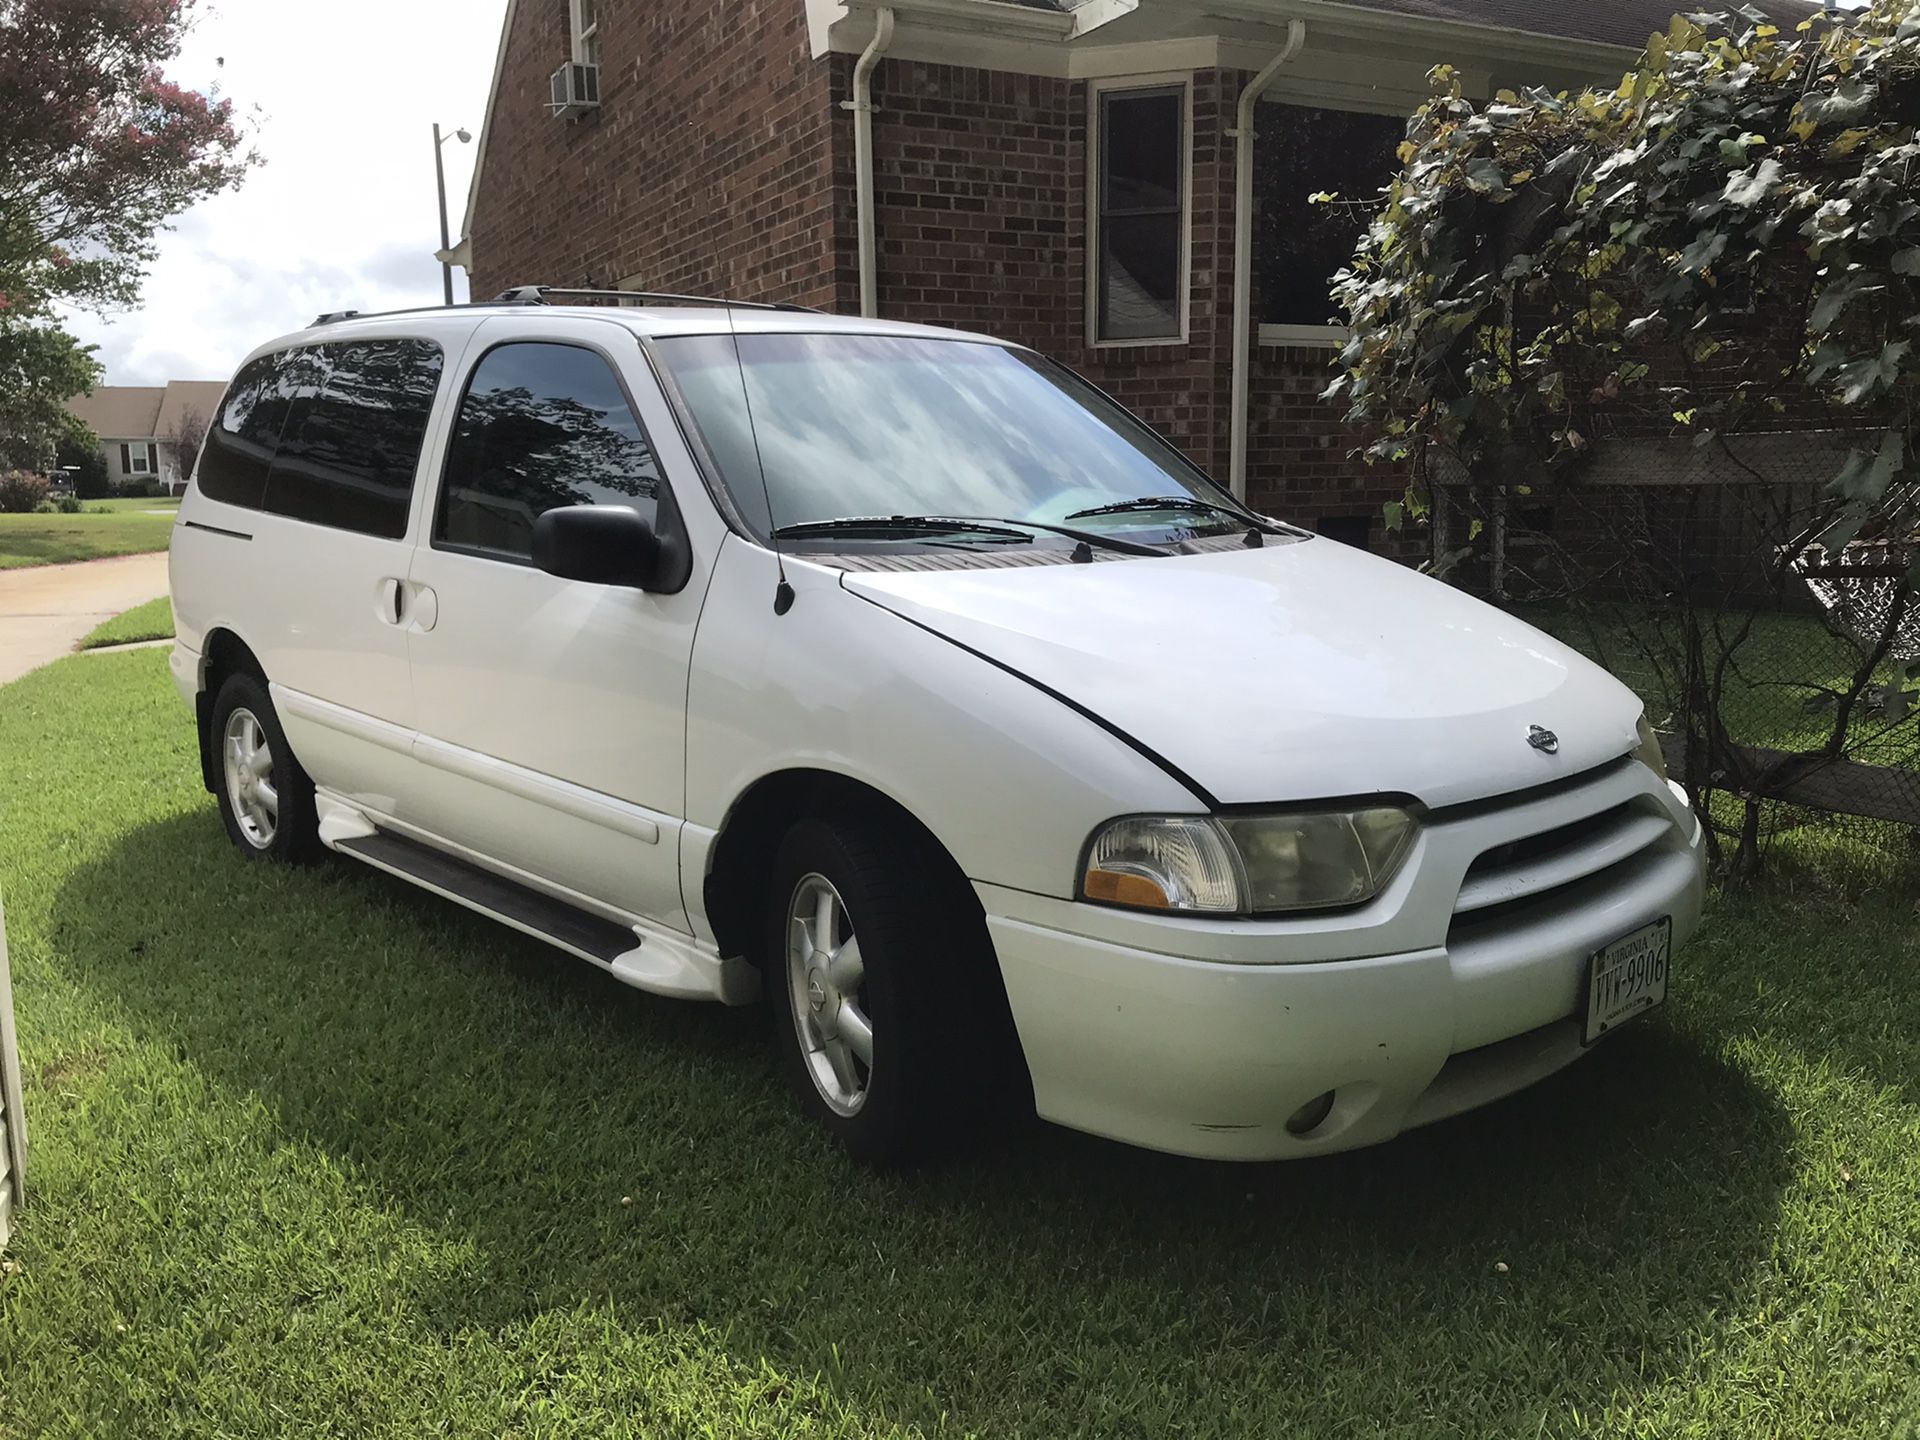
[196,349,306,509]
[265,339,444,539]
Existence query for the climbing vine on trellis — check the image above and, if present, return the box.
[1326,1,1920,550]
[1322,2,1920,876]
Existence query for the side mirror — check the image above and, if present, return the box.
[532,505,665,589]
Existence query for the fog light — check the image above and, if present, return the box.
[1285,1090,1336,1136]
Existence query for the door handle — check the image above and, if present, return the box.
[408,584,439,633]
[377,577,405,626]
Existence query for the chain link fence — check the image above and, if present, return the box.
[1425,430,1920,865]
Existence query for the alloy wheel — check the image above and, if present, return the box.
[785,872,873,1116]
[222,706,279,848]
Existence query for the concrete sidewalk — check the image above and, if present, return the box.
[0,552,171,686]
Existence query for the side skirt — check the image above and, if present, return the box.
[324,809,758,1006]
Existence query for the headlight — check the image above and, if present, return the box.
[1634,714,1669,782]
[1081,807,1417,916]
[1081,816,1241,913]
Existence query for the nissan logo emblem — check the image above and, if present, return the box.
[1527,725,1560,754]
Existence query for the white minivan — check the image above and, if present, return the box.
[169,291,1705,1165]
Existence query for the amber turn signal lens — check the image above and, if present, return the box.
[1082,868,1172,909]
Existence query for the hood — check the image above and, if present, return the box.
[841,538,1642,809]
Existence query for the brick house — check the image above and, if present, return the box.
[448,0,1816,547]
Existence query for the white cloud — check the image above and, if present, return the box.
[59,0,509,387]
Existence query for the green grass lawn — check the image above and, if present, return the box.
[0,507,176,569]
[82,496,183,514]
[1,650,1917,1437]
[1529,604,1918,763]
[77,596,176,650]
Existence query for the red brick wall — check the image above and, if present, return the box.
[468,0,840,307]
[469,21,1404,545]
[862,59,1403,536]
[861,60,1237,483]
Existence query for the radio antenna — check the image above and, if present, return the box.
[721,295,794,615]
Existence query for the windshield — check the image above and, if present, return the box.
[652,332,1250,541]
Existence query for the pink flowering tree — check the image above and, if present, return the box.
[0,0,256,466]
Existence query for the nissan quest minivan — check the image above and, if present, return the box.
[169,291,1705,1165]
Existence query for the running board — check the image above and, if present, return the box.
[333,828,758,1005]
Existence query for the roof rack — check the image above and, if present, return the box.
[495,285,820,313]
[310,309,362,325]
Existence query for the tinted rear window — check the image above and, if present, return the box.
[197,350,307,509]
[266,340,443,538]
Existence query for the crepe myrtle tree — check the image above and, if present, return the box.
[1322,2,1920,876]
[0,0,254,466]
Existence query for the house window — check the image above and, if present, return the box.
[1093,82,1187,344]
[570,0,599,66]
[120,442,157,475]
[1255,104,1405,343]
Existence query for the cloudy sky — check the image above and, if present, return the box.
[61,0,511,387]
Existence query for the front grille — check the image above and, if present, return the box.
[1450,797,1676,939]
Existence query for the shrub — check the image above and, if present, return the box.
[52,492,84,514]
[1324,2,1920,877]
[0,470,51,513]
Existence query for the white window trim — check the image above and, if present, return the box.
[126,444,152,474]
[1259,322,1347,349]
[569,0,599,65]
[1086,72,1192,351]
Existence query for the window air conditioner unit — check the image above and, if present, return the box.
[550,62,600,119]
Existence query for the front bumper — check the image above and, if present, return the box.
[982,767,1707,1161]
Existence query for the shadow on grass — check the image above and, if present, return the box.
[50,809,1799,1433]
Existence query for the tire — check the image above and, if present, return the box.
[209,672,320,864]
[766,813,995,1166]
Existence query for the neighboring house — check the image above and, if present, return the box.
[447,0,1820,548]
[66,380,229,495]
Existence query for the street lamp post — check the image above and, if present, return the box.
[433,123,473,306]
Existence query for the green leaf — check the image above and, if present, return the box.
[1810,281,1860,333]
[1678,230,1728,273]
[1463,158,1508,193]
[1893,247,1920,277]
[1721,157,1781,207]
[1382,500,1405,531]
[1834,341,1910,406]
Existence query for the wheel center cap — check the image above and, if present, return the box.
[806,970,828,1013]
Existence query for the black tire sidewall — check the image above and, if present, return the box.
[766,815,956,1165]
[210,672,319,863]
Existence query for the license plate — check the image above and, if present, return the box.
[1583,916,1672,1044]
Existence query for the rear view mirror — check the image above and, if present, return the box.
[532,505,664,589]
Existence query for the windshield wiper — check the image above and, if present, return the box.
[773,513,1167,557]
[1065,495,1277,531]
[942,515,1168,557]
[772,515,1034,544]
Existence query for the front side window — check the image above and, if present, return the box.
[1095,84,1185,343]
[1256,105,1404,332]
[437,341,661,561]
[266,339,443,539]
[654,332,1243,540]
[197,349,307,509]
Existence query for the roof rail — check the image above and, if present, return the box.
[495,285,820,313]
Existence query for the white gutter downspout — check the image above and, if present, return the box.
[848,7,896,318]
[1228,19,1306,502]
